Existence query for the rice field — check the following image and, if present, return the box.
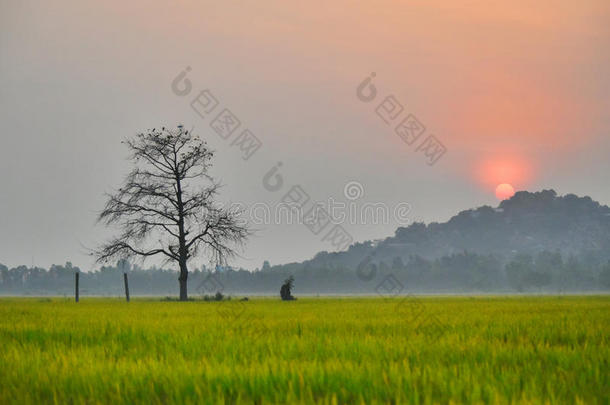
[0,296,608,404]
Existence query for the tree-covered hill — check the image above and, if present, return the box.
[297,190,610,271]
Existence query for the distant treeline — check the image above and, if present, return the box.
[2,250,609,296]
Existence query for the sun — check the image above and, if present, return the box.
[495,183,515,200]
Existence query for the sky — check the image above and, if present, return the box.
[1,0,609,271]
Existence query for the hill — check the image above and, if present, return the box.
[294,190,610,271]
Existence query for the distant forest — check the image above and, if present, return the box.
[1,250,609,296]
[2,190,610,295]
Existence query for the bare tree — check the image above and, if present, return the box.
[95,126,249,300]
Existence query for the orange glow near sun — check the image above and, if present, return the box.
[474,156,533,197]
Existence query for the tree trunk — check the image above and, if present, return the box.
[175,171,189,301]
[179,260,188,301]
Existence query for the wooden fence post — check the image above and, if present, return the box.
[123,272,130,302]
[75,272,79,303]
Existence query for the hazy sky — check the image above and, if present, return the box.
[1,0,609,271]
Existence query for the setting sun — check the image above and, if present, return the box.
[495,183,516,200]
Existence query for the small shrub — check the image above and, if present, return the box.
[280,276,296,301]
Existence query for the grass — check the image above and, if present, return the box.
[0,296,608,404]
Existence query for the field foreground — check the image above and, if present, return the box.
[0,296,608,404]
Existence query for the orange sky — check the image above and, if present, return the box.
[129,0,607,192]
[1,0,609,268]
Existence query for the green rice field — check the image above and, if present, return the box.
[0,296,608,404]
